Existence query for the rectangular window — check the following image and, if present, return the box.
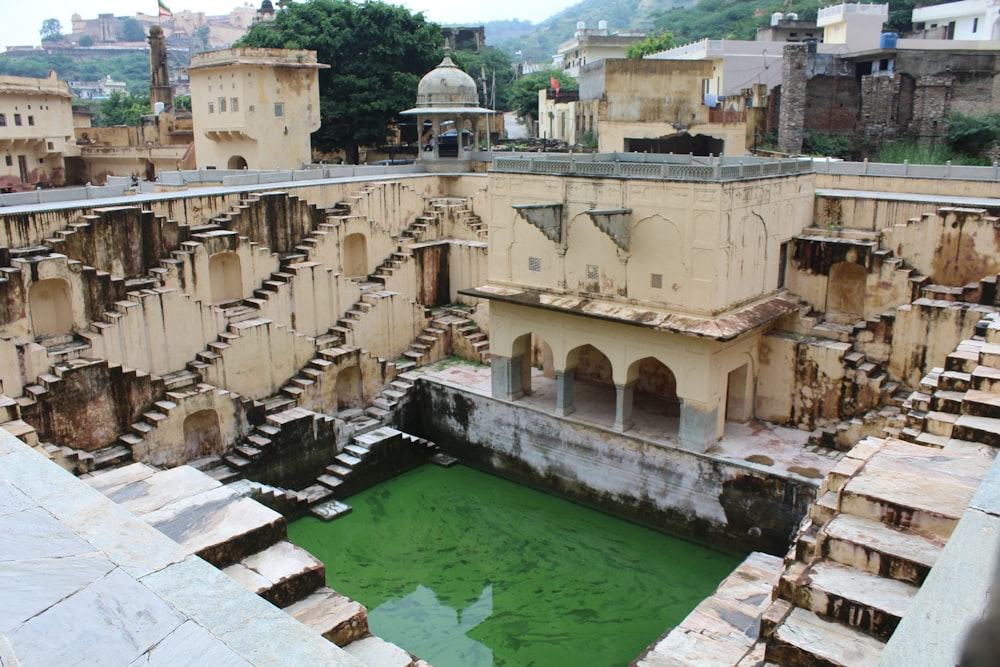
[4,156,11,166]
[47,141,53,150]
[218,97,227,113]
[587,265,599,280]
[528,257,541,272]
[14,114,21,126]
[973,17,979,32]
[274,102,284,118]
[27,116,34,126]
[230,97,238,112]
[651,274,662,289]
[778,242,789,289]
[249,105,255,112]
[0,114,5,126]
[208,102,214,114]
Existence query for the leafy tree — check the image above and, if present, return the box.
[122,18,146,42]
[510,69,576,123]
[237,0,442,164]
[174,95,191,112]
[451,47,516,111]
[40,18,64,42]
[96,91,150,126]
[626,31,675,59]
[78,35,95,47]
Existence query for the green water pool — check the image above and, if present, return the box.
[288,464,741,667]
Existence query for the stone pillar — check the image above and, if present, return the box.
[679,400,718,453]
[556,369,575,416]
[778,43,807,155]
[614,381,635,432]
[491,355,524,401]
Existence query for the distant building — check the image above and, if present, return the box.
[816,2,888,50]
[0,71,79,190]
[911,0,1000,40]
[556,21,646,77]
[68,75,128,100]
[187,48,327,170]
[756,12,824,43]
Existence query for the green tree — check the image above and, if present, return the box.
[944,111,1000,159]
[122,18,146,42]
[626,31,675,59]
[174,95,191,112]
[96,91,150,126]
[78,35,95,47]
[40,18,64,42]
[510,69,576,124]
[450,47,516,111]
[237,0,441,164]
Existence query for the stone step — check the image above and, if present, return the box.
[343,444,369,458]
[809,490,839,525]
[938,370,971,392]
[300,484,334,505]
[316,474,344,491]
[343,636,415,667]
[223,541,325,608]
[429,452,458,467]
[820,513,943,585]
[778,559,916,641]
[972,365,1000,392]
[766,607,884,667]
[838,440,987,539]
[961,389,1000,420]
[930,389,965,414]
[325,463,353,478]
[310,499,353,522]
[951,414,1000,447]
[334,453,363,468]
[283,587,369,646]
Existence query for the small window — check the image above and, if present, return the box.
[208,102,214,114]
[274,102,284,118]
[230,97,238,112]
[14,114,21,126]
[973,17,979,32]
[38,157,43,164]
[587,265,599,280]
[651,274,662,289]
[47,141,53,150]
[218,97,226,112]
[0,114,6,126]
[27,116,34,126]
[248,104,255,112]
[528,257,541,272]
[4,155,11,166]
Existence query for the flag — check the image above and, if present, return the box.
[158,0,172,17]
[550,76,560,95]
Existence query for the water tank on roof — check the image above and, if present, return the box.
[787,12,799,20]
[577,21,586,30]
[598,19,608,30]
[154,101,164,115]
[880,32,899,48]
[771,12,784,26]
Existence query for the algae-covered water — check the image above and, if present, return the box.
[289,465,741,667]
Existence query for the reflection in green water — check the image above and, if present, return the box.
[289,465,741,667]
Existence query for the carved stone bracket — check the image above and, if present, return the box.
[585,208,632,251]
[513,204,563,244]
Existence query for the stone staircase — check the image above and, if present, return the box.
[83,462,422,665]
[757,317,1000,665]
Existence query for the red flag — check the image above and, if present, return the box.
[550,76,560,95]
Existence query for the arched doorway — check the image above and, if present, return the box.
[336,366,364,410]
[228,155,248,170]
[566,344,616,426]
[344,233,368,277]
[183,409,221,460]
[826,262,867,320]
[29,278,73,338]
[726,362,752,423]
[209,252,242,304]
[630,356,680,437]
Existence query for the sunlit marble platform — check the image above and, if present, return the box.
[0,431,364,666]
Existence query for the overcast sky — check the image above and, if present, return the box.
[2,0,576,50]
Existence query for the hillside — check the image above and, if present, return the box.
[490,0,919,62]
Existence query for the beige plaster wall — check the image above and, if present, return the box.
[487,171,813,316]
[814,173,1000,200]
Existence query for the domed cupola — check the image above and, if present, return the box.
[415,50,479,108]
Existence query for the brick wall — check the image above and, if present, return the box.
[778,44,807,154]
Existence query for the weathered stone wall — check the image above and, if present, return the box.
[804,75,860,134]
[415,380,818,555]
[778,44,807,154]
[756,332,850,428]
